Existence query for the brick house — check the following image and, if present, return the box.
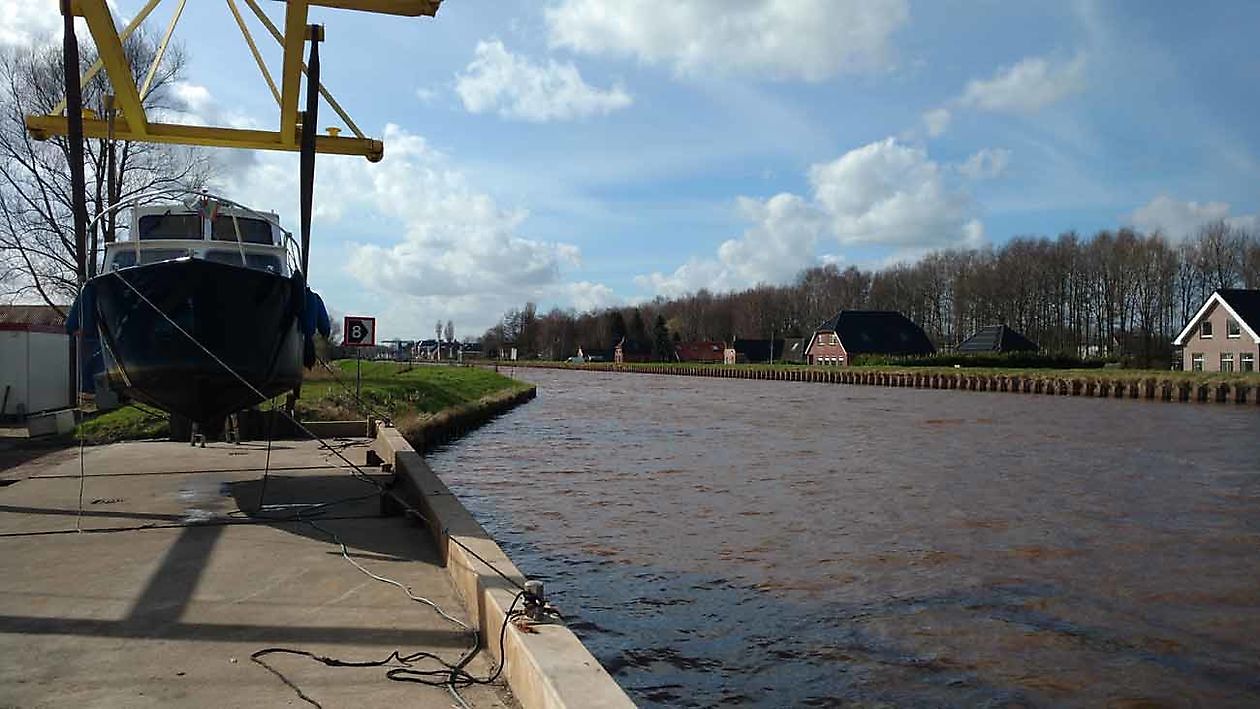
[1172,289,1260,372]
[805,310,935,365]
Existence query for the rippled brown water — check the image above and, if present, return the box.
[426,368,1260,707]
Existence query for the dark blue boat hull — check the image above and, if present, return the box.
[88,258,304,424]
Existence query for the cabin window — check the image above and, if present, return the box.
[138,214,201,240]
[1191,353,1204,371]
[111,251,137,269]
[139,248,188,264]
[1220,352,1234,372]
[1227,319,1241,338]
[1242,353,1255,372]
[1200,321,1213,338]
[831,333,839,345]
[211,216,274,244]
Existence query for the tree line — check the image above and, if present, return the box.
[482,222,1260,366]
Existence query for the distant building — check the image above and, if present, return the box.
[805,310,935,365]
[1172,288,1260,372]
[675,340,725,363]
[957,325,1039,353]
[729,338,785,364]
[779,337,806,364]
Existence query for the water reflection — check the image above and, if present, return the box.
[427,368,1260,707]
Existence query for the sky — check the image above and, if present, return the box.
[4,0,1260,339]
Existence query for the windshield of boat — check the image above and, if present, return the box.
[137,213,201,240]
[204,250,283,274]
[210,215,274,244]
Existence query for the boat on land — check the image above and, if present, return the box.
[73,194,328,427]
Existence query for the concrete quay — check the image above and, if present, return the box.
[0,438,516,708]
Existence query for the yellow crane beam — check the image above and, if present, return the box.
[25,115,384,161]
[306,0,440,15]
[278,0,310,146]
[75,0,148,136]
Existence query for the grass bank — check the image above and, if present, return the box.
[506,359,1259,387]
[76,361,528,444]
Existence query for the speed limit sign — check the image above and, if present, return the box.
[343,316,376,347]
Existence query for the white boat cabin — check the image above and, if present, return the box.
[102,205,293,276]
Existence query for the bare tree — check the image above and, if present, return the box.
[0,34,208,312]
[444,319,454,343]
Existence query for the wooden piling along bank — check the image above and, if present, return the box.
[502,363,1260,406]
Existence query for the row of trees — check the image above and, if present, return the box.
[484,223,1260,366]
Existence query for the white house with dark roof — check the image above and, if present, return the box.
[1172,289,1260,372]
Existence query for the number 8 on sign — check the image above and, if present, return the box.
[343,316,375,347]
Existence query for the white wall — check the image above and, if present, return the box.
[0,330,71,416]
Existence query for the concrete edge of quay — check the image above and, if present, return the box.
[500,361,1260,406]
[369,398,636,709]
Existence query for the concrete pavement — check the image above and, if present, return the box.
[0,438,516,708]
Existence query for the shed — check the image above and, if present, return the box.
[0,307,72,418]
[957,325,1039,353]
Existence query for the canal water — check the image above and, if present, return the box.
[426,368,1260,707]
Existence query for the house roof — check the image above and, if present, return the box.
[812,310,935,356]
[1172,288,1260,345]
[957,324,1039,353]
[779,337,805,362]
[731,338,784,362]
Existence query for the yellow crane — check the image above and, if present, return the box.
[25,0,441,162]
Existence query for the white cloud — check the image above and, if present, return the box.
[0,0,66,47]
[564,280,619,311]
[636,193,825,296]
[637,138,983,296]
[219,124,614,334]
[810,138,982,248]
[957,53,1087,114]
[545,0,909,81]
[922,107,951,137]
[1128,195,1258,240]
[455,39,631,122]
[957,148,1011,180]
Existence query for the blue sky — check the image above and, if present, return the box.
[6,0,1259,338]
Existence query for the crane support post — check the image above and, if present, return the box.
[278,0,310,146]
[25,115,384,161]
[73,0,148,136]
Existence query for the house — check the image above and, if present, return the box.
[1172,289,1260,372]
[729,338,785,364]
[779,337,806,363]
[675,340,725,362]
[957,324,1039,353]
[805,310,935,365]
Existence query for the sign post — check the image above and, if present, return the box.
[342,316,376,404]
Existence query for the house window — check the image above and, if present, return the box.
[1191,353,1204,371]
[1242,353,1255,372]
[1227,319,1241,338]
[1200,321,1213,338]
[831,334,839,345]
[1220,353,1234,372]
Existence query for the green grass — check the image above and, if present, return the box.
[77,405,170,444]
[297,360,526,421]
[76,361,526,443]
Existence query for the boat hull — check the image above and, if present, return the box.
[90,258,303,424]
